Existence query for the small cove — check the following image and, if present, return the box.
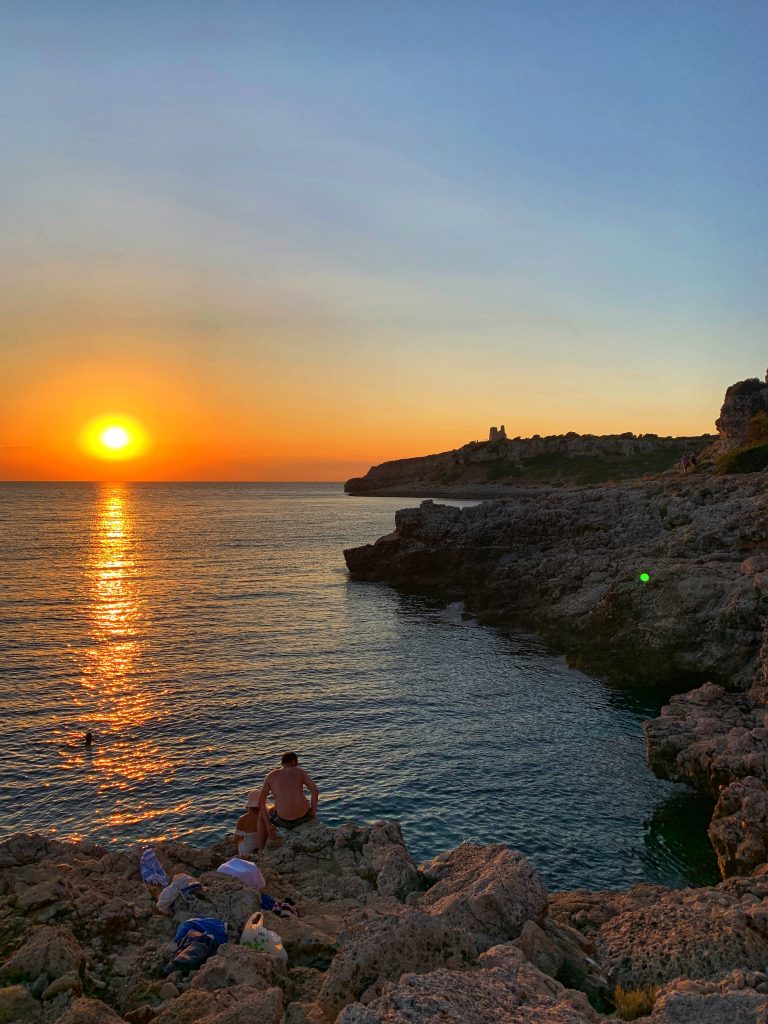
[0,481,719,890]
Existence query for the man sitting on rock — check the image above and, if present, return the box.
[260,751,319,836]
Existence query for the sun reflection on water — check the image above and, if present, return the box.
[61,484,175,811]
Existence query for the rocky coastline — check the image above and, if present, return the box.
[5,375,768,1023]
[5,815,768,1024]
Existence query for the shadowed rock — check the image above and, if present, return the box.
[709,777,768,879]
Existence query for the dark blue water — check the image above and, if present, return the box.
[0,482,717,890]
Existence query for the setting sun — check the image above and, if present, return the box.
[101,426,130,451]
[81,415,150,462]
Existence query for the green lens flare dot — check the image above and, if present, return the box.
[639,572,650,583]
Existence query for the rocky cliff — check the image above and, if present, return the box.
[714,372,768,452]
[343,376,768,993]
[5,820,768,1024]
[344,474,768,688]
[345,432,712,497]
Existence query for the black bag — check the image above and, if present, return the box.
[163,928,221,976]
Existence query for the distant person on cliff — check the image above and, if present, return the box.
[260,752,319,832]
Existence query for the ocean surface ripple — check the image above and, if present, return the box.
[0,482,717,890]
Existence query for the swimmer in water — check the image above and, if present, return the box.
[84,732,93,747]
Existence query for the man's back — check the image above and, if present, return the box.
[266,765,314,820]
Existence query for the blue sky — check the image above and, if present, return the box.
[1,1,766,477]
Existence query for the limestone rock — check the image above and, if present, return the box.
[335,943,600,1023]
[152,985,283,1024]
[56,997,125,1023]
[179,872,261,933]
[41,969,83,1000]
[0,985,41,1023]
[189,942,286,992]
[417,843,547,945]
[709,776,768,879]
[644,684,768,797]
[715,377,768,452]
[595,890,768,988]
[515,918,611,1010]
[258,820,419,905]
[282,1002,330,1024]
[263,906,340,968]
[651,969,768,1023]
[0,924,83,985]
[317,901,476,1018]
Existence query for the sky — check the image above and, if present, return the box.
[1,0,766,481]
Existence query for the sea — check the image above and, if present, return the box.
[0,482,718,891]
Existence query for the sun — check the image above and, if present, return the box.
[101,426,130,451]
[81,415,150,461]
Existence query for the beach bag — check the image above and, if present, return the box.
[217,857,266,889]
[157,872,199,913]
[240,911,288,963]
[174,917,229,947]
[140,848,169,886]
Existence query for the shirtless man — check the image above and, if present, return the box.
[260,752,319,834]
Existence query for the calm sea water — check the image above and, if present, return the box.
[0,482,717,891]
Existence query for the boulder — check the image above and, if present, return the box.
[56,997,125,1023]
[151,985,283,1024]
[0,985,41,1023]
[335,943,600,1023]
[182,872,261,932]
[416,843,547,945]
[189,943,286,992]
[317,901,475,1018]
[0,924,83,985]
[644,684,768,797]
[709,776,768,879]
[263,906,340,968]
[282,1003,330,1024]
[515,917,611,1010]
[651,969,768,1023]
[595,889,768,988]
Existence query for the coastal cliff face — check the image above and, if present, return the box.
[714,373,768,452]
[4,822,768,1024]
[344,475,768,688]
[345,432,712,496]
[342,374,768,997]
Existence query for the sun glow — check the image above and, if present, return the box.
[81,415,150,462]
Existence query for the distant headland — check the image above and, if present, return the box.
[345,371,768,497]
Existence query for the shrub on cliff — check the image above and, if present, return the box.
[613,984,658,1019]
[716,440,768,474]
[747,410,768,443]
[727,377,766,397]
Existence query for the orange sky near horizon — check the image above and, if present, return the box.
[1,325,728,482]
[2,2,766,482]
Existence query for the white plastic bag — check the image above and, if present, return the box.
[217,857,266,889]
[239,911,287,963]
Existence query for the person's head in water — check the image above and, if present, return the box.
[84,732,93,747]
[281,751,298,767]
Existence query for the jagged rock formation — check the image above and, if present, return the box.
[345,432,712,496]
[714,372,768,452]
[709,777,768,880]
[344,473,768,687]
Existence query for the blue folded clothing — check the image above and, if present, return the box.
[174,917,228,947]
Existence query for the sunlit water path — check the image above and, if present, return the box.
[0,482,717,890]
